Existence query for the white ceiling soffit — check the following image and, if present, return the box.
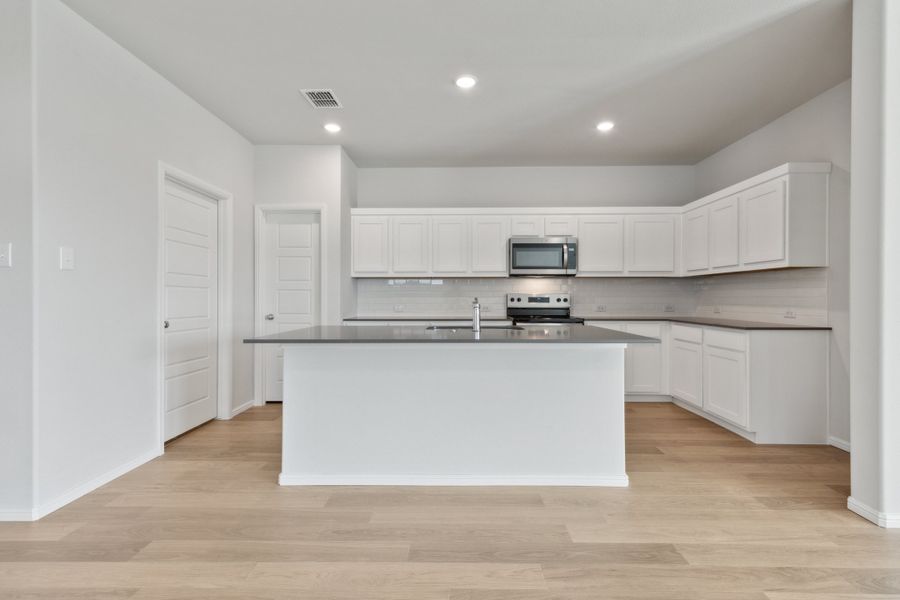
[61,0,851,167]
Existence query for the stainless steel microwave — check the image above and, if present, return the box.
[508,237,577,276]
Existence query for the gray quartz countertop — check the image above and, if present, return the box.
[344,315,831,330]
[580,316,832,330]
[244,325,658,344]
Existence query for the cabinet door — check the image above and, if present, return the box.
[470,217,509,275]
[510,216,544,237]
[577,216,625,274]
[545,215,578,236]
[703,344,748,428]
[670,340,702,407]
[709,196,739,269]
[431,217,469,275]
[391,216,430,274]
[625,323,663,393]
[683,207,709,273]
[352,216,390,275]
[741,178,786,266]
[626,214,676,273]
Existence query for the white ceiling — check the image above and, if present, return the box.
[61,0,851,167]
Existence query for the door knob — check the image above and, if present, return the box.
[265,314,275,321]
[163,320,170,329]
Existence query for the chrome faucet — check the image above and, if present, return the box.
[472,297,481,333]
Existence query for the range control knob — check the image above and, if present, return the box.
[556,298,562,302]
[563,298,568,302]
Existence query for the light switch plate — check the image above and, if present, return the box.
[59,246,75,271]
[0,242,10,268]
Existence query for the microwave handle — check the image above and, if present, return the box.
[563,243,569,271]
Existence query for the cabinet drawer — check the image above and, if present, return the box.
[704,328,747,352]
[671,324,703,344]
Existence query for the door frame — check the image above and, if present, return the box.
[156,162,234,452]
[253,204,327,406]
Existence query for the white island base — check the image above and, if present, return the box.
[280,342,628,487]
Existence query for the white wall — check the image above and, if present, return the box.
[31,0,255,515]
[254,145,357,325]
[693,80,851,448]
[0,0,35,518]
[848,0,900,527]
[340,149,358,318]
[358,166,696,208]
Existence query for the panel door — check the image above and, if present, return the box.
[670,340,702,408]
[683,207,709,273]
[470,216,509,275]
[352,216,389,275]
[703,345,749,428]
[741,178,787,266]
[626,214,676,273]
[431,217,469,275]
[261,212,320,402]
[163,182,218,440]
[544,215,578,236]
[510,216,544,237]
[577,216,625,274]
[709,196,740,269]
[391,216,430,274]
[625,323,663,393]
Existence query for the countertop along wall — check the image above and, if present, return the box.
[31,0,255,517]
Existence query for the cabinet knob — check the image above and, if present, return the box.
[265,314,275,321]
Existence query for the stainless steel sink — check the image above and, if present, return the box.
[426,325,524,331]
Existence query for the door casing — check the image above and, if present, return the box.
[253,205,328,406]
[157,162,234,453]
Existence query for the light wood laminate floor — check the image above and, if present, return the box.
[1,402,897,600]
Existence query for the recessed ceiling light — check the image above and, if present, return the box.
[596,120,615,132]
[324,123,341,133]
[455,75,478,89]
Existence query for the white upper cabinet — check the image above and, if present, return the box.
[741,178,786,267]
[544,215,578,236]
[626,214,677,274]
[577,216,625,274]
[431,217,469,275]
[391,216,430,274]
[351,216,390,275]
[680,164,829,276]
[350,160,829,278]
[470,216,509,275]
[683,207,709,273]
[510,216,544,237]
[709,196,740,270]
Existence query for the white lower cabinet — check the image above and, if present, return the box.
[587,321,667,395]
[702,343,748,428]
[668,325,828,444]
[670,339,702,408]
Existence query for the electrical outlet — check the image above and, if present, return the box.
[784,309,797,319]
[0,242,10,268]
[596,304,607,312]
[664,304,675,313]
[393,304,404,313]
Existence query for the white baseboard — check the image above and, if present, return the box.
[848,496,900,528]
[278,473,629,487]
[625,394,672,403]
[32,448,161,521]
[671,397,758,443]
[230,400,254,418]
[0,509,38,522]
[828,436,851,452]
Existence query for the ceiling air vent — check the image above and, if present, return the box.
[301,89,342,108]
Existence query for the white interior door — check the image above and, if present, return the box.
[261,211,320,402]
[163,181,218,440]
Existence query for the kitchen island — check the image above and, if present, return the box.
[245,324,656,487]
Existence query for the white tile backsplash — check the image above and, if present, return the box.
[356,268,830,325]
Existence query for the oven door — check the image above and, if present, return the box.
[508,237,576,276]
